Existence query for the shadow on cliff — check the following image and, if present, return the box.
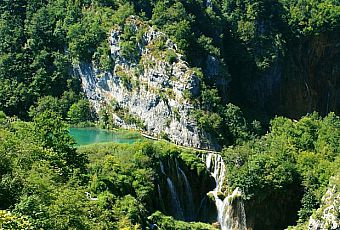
[222,13,340,123]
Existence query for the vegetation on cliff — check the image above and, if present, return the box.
[0,0,339,229]
[1,0,339,119]
[223,112,340,229]
[1,109,339,229]
[0,111,218,229]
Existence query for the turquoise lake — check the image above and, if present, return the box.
[69,127,144,146]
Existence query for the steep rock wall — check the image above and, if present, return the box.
[229,31,340,119]
[308,175,340,230]
[75,17,220,150]
[279,32,340,118]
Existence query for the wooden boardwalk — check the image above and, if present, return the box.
[141,132,220,154]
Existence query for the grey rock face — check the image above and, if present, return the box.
[308,176,340,230]
[75,17,220,150]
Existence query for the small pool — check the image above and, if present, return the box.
[69,127,144,146]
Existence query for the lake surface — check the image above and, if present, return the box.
[69,127,144,146]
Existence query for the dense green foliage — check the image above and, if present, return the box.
[28,94,95,127]
[0,112,216,229]
[0,0,339,229]
[67,99,96,125]
[1,0,339,119]
[1,109,338,229]
[193,102,261,146]
[223,112,340,228]
[149,211,216,230]
[0,210,32,230]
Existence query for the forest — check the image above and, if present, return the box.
[0,0,339,229]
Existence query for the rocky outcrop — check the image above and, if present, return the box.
[155,155,216,222]
[228,31,340,120]
[308,175,340,230]
[244,184,302,230]
[277,32,340,118]
[75,17,220,150]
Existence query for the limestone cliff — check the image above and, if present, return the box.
[308,175,340,230]
[276,32,340,118]
[228,30,340,120]
[75,17,220,150]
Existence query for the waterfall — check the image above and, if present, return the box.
[238,196,247,229]
[178,167,195,220]
[220,188,247,230]
[197,196,207,215]
[159,161,165,175]
[175,158,181,182]
[206,153,213,170]
[166,177,184,220]
[202,153,247,230]
[157,184,165,212]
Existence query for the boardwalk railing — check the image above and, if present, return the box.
[140,132,220,154]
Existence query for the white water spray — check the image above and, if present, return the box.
[159,161,165,175]
[157,184,165,212]
[178,167,195,220]
[166,177,184,220]
[202,153,247,230]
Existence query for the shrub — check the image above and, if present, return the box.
[165,49,177,64]
[67,99,95,125]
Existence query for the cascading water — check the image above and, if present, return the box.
[178,167,195,220]
[157,184,165,212]
[166,177,184,220]
[202,152,247,230]
[157,157,216,222]
[159,161,165,175]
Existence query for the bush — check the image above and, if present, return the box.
[0,210,32,230]
[165,49,177,64]
[67,99,95,125]
[0,111,6,124]
[148,211,215,230]
[223,112,340,227]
